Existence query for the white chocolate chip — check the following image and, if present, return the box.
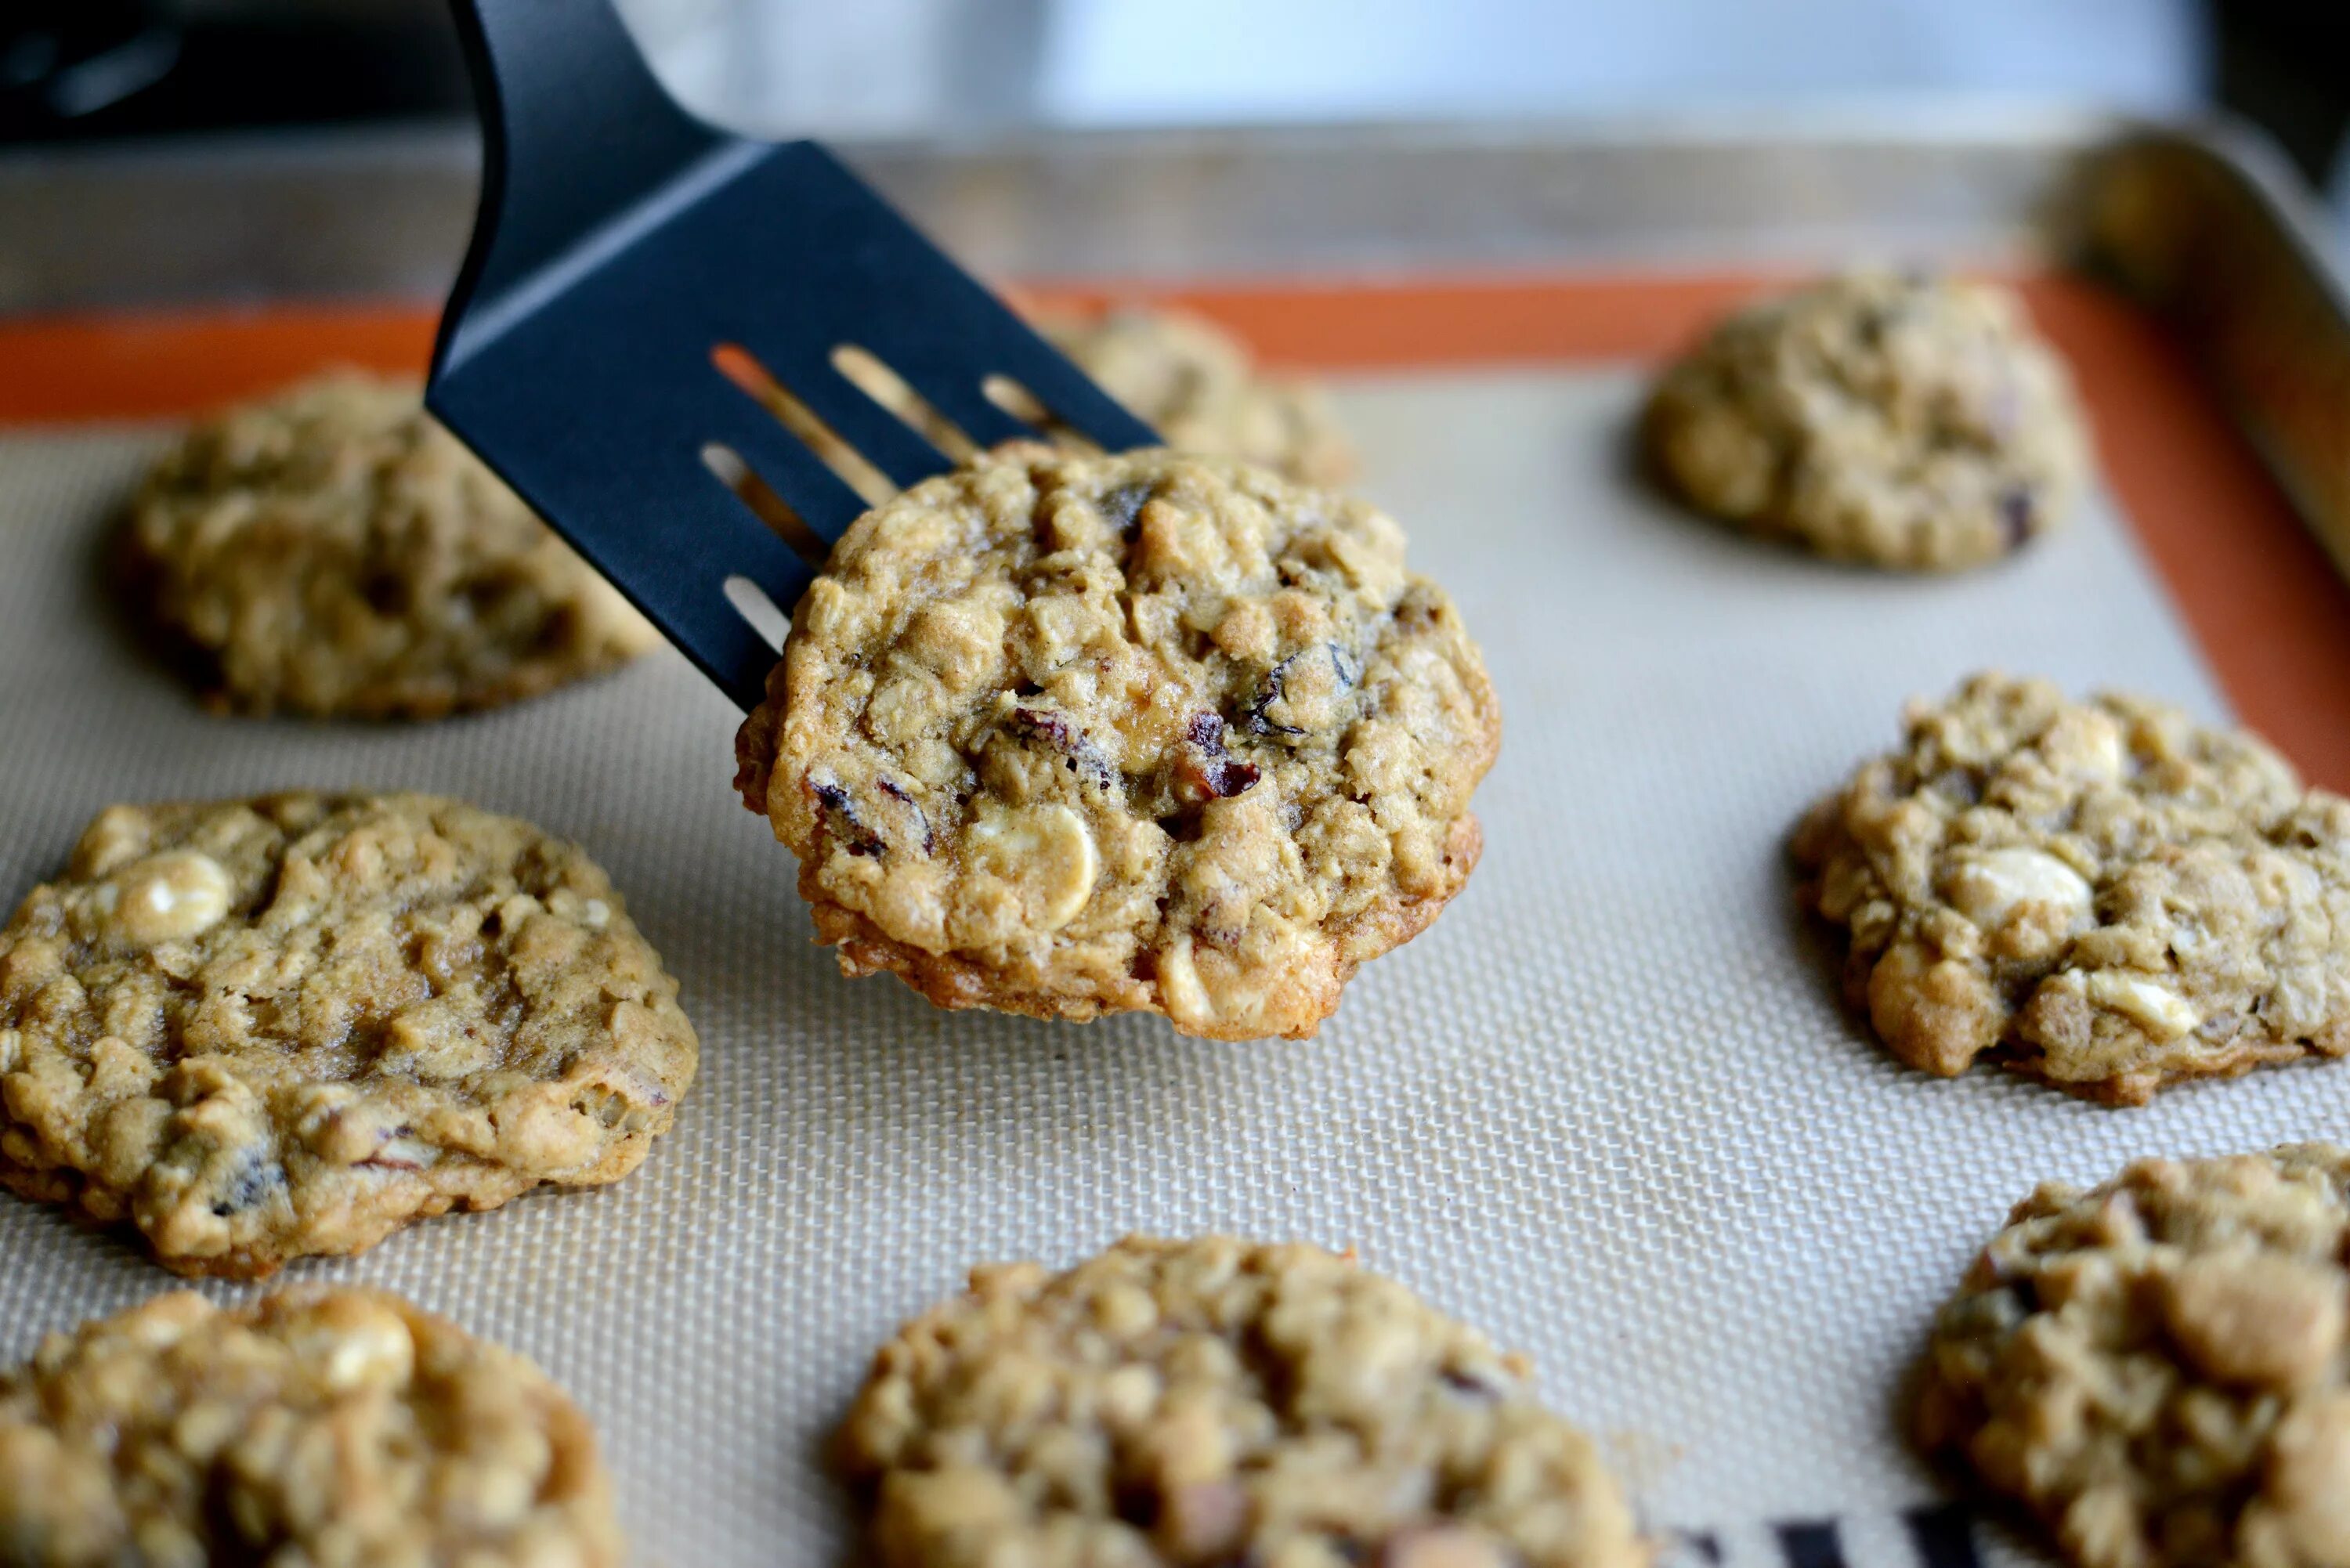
[1945,846,2094,930]
[2086,971,2200,1039]
[2056,709,2128,782]
[368,1136,439,1172]
[324,1321,414,1392]
[967,804,1098,930]
[102,851,233,945]
[1155,934,1213,1028]
[287,1300,415,1393]
[581,899,610,930]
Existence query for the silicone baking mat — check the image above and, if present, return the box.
[2,277,2348,1567]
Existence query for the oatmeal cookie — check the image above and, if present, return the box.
[1793,674,2350,1104]
[122,372,658,719]
[0,792,698,1277]
[1644,271,2089,570]
[1042,305,1357,486]
[1917,1147,2350,1568]
[733,445,1499,1041]
[0,1285,620,1566]
[838,1234,1643,1568]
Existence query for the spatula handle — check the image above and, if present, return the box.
[438,0,724,364]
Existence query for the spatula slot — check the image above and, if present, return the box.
[982,374,1106,455]
[713,344,897,507]
[721,574,793,654]
[701,442,830,567]
[830,345,984,464]
[835,340,1039,453]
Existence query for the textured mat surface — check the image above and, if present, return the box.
[0,369,2326,1567]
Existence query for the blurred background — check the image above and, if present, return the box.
[5,1,2349,248]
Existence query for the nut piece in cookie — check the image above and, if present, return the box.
[838,1234,1643,1568]
[733,445,1501,1041]
[1041,305,1358,486]
[1917,1147,2350,1568]
[1793,672,2350,1104]
[1644,270,2090,571]
[0,1286,621,1566]
[121,371,659,719]
[0,792,700,1277]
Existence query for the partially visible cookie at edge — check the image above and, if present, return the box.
[1917,1147,2350,1568]
[0,791,699,1277]
[1644,270,2090,570]
[1042,305,1358,486]
[122,371,659,719]
[733,443,1499,1042]
[1792,672,2350,1104]
[838,1234,1644,1568]
[0,1285,621,1566]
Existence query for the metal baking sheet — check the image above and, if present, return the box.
[4,116,2350,1567]
[5,109,2345,565]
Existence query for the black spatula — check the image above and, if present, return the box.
[426,0,1158,711]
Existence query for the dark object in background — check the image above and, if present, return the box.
[0,0,465,143]
[4,0,2350,216]
[1,0,179,131]
[2214,0,2350,185]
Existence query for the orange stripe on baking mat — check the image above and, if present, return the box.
[0,305,438,423]
[4,273,2347,789]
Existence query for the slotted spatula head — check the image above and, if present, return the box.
[427,0,1158,710]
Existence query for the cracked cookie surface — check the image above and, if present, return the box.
[1918,1147,2350,1568]
[0,792,698,1277]
[838,1234,1643,1568]
[1644,271,2089,570]
[1792,673,2350,1103]
[123,372,657,719]
[1041,306,1357,486]
[0,1285,620,1566]
[733,445,1499,1041]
